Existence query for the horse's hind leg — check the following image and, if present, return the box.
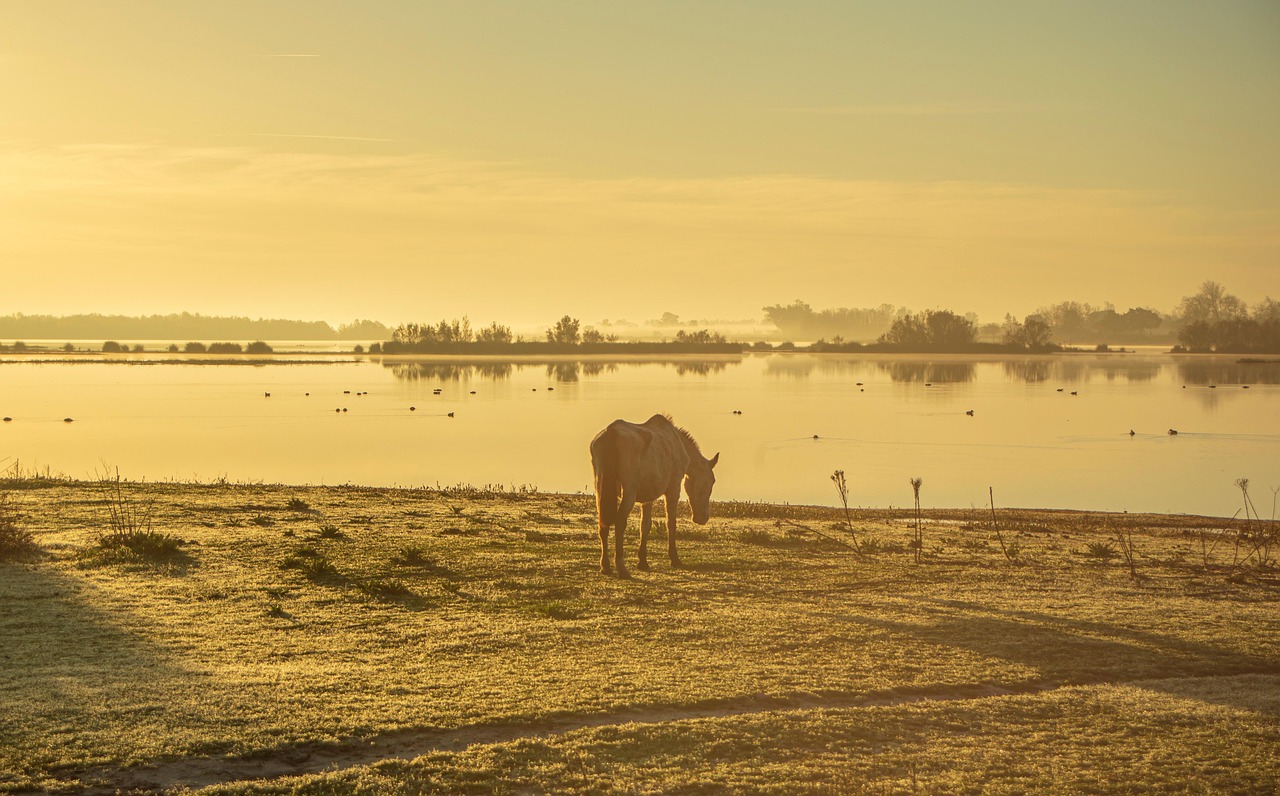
[637,502,653,571]
[614,493,635,578]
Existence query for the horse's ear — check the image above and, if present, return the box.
[709,452,719,469]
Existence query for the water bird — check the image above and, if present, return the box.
[344,390,351,394]
[1070,391,1078,396]
[856,382,863,386]
[1129,429,1136,436]
[63,417,74,423]
[547,387,555,391]
[335,408,341,413]
[447,412,455,418]
[1243,385,1250,389]
[965,410,974,416]
[410,406,416,411]
[342,408,348,412]
[812,434,820,439]
[925,382,932,387]
[1056,388,1064,392]
[1209,385,1217,389]
[469,390,477,395]
[1168,428,1178,435]
[2,417,10,422]
[305,392,310,396]
[264,392,270,397]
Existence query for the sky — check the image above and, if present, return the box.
[1,1,1277,327]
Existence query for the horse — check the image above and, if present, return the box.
[589,414,719,577]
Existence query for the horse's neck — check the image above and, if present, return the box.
[675,431,700,470]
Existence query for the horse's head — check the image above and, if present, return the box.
[684,452,719,525]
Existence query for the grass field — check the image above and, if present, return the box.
[1,478,1277,794]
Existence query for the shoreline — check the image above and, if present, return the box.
[1,476,1257,526]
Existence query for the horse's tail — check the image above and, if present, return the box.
[591,428,621,531]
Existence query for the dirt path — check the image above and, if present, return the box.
[40,670,1276,795]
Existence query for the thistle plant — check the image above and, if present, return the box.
[910,477,924,563]
[830,470,859,550]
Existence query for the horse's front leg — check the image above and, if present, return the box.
[638,502,653,571]
[665,489,683,567]
[597,520,611,576]
[614,492,635,578]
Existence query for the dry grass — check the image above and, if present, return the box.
[0,480,1277,794]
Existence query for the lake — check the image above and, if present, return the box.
[2,353,1277,517]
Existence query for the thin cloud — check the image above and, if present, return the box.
[242,133,394,143]
[774,102,1056,116]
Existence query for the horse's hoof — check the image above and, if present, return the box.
[637,561,651,572]
[669,558,683,569]
[616,568,631,579]
[600,565,612,576]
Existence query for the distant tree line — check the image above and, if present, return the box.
[762,301,906,342]
[765,281,1277,352]
[804,310,1061,353]
[0,313,389,340]
[1174,282,1280,353]
[381,316,738,354]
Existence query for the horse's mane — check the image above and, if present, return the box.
[666,415,703,456]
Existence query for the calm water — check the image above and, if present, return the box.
[2,354,1277,516]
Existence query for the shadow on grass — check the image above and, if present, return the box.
[0,566,193,790]
[847,598,1279,712]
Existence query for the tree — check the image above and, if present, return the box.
[1178,281,1247,325]
[1177,321,1214,351]
[675,329,727,344]
[475,322,513,344]
[880,310,976,348]
[1002,314,1052,348]
[1254,297,1280,324]
[1036,301,1094,341]
[547,316,581,344]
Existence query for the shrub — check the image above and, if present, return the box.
[96,530,186,562]
[246,340,273,354]
[102,341,124,353]
[1083,541,1118,559]
[0,493,38,561]
[207,342,243,354]
[281,547,344,584]
[285,497,311,512]
[184,341,207,354]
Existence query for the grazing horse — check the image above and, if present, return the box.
[590,414,718,577]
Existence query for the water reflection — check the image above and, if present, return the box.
[763,356,817,379]
[383,358,733,383]
[1001,358,1160,384]
[1177,360,1280,386]
[1002,360,1053,383]
[876,361,977,384]
[384,362,514,381]
[673,360,730,376]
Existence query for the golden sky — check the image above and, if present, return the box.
[2,1,1276,326]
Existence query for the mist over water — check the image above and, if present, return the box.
[2,354,1276,517]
